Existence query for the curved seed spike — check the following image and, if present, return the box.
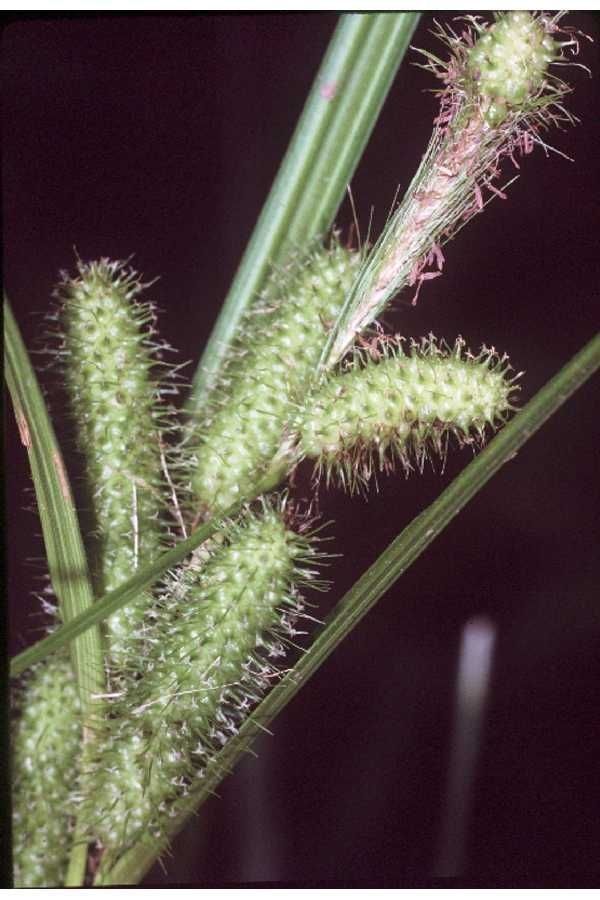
[56,259,176,671]
[300,336,518,493]
[187,238,362,518]
[78,501,325,853]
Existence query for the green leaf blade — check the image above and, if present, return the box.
[4,296,104,705]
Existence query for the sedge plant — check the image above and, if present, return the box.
[7,11,599,886]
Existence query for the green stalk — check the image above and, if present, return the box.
[98,333,600,885]
[64,844,88,888]
[186,12,420,415]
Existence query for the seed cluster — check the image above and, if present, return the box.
[466,12,558,125]
[190,240,361,515]
[298,337,517,490]
[12,657,81,887]
[81,503,320,851]
[57,260,170,667]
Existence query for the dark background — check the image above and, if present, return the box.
[4,12,599,886]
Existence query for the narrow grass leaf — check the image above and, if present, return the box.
[4,296,104,705]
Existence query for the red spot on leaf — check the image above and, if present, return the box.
[320,81,337,101]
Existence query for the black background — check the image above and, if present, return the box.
[4,12,600,886]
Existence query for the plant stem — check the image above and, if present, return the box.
[98,332,600,885]
[186,12,420,416]
[65,842,88,888]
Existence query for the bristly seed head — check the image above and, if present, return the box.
[299,335,519,493]
[55,258,181,673]
[77,497,329,852]
[464,12,560,126]
[12,656,82,887]
[187,237,362,518]
[426,11,580,130]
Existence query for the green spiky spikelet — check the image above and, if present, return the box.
[57,259,172,668]
[465,12,559,126]
[12,656,82,887]
[81,500,322,852]
[299,336,517,490]
[189,239,362,515]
